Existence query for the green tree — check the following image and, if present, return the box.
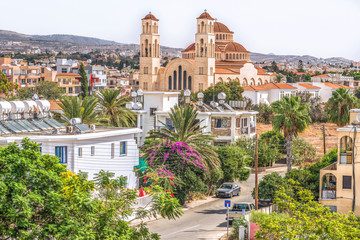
[16,87,35,99]
[0,71,18,97]
[58,96,98,124]
[271,61,279,73]
[0,139,182,239]
[202,80,243,104]
[145,105,220,169]
[259,130,285,153]
[272,96,311,172]
[79,63,89,98]
[253,103,274,124]
[355,87,360,99]
[96,89,135,127]
[297,59,304,72]
[252,172,286,200]
[215,145,251,182]
[274,74,283,83]
[254,184,360,239]
[291,137,318,165]
[35,81,64,100]
[326,88,356,126]
[296,91,326,122]
[304,73,311,82]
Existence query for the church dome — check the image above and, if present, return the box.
[183,43,195,52]
[214,22,233,33]
[197,11,214,20]
[142,12,159,21]
[224,42,248,53]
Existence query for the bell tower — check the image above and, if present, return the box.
[139,12,160,91]
[194,10,215,92]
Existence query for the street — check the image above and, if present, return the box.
[147,167,286,240]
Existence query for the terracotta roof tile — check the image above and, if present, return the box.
[298,83,320,89]
[215,68,237,74]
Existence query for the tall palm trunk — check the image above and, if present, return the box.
[286,134,293,172]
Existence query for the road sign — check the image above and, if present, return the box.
[225,200,231,208]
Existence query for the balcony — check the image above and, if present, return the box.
[241,127,249,134]
[339,152,352,164]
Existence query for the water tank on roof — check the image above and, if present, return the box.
[22,100,37,113]
[9,101,25,114]
[35,100,50,112]
[0,101,11,114]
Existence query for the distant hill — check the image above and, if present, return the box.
[0,29,354,64]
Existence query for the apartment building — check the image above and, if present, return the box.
[55,73,81,96]
[319,110,360,216]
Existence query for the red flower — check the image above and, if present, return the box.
[170,181,174,186]
[170,177,174,181]
[143,180,147,184]
[165,189,170,192]
[170,193,175,197]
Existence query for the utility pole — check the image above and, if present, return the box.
[255,134,259,210]
[322,125,326,154]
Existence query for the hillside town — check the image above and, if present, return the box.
[1,4,360,240]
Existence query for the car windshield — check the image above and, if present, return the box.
[220,184,233,189]
[232,204,250,210]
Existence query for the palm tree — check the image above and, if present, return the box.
[326,88,356,126]
[145,105,220,169]
[272,96,311,172]
[96,89,135,127]
[58,96,98,124]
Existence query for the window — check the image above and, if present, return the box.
[236,118,241,128]
[78,147,82,157]
[61,68,67,73]
[111,143,115,158]
[144,67,148,74]
[69,87,73,94]
[166,118,174,129]
[199,83,203,91]
[91,146,95,156]
[55,146,67,164]
[120,142,127,156]
[215,119,228,128]
[199,67,204,75]
[241,118,248,128]
[343,176,352,189]
[280,91,284,99]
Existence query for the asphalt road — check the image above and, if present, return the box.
[148,173,260,240]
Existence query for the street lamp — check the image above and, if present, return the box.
[131,91,137,103]
[184,89,191,105]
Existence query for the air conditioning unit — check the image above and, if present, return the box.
[66,126,74,133]
[88,124,96,131]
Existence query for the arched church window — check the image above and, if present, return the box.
[188,76,192,90]
[173,71,177,90]
[178,65,182,90]
[183,71,187,89]
[168,76,172,90]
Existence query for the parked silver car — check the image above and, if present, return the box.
[215,182,241,198]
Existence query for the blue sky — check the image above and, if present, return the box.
[1,0,359,60]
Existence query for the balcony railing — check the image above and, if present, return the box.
[322,189,336,199]
[340,152,352,164]
[241,127,249,134]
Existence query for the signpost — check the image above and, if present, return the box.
[225,200,231,237]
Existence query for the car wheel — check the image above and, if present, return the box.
[237,190,240,196]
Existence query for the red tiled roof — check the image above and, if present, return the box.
[56,73,80,76]
[197,11,214,20]
[256,67,269,75]
[245,82,296,91]
[244,85,267,91]
[142,13,159,21]
[324,82,353,89]
[215,68,237,74]
[313,74,330,78]
[214,22,233,33]
[298,83,320,89]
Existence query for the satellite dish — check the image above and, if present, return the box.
[356,113,360,122]
[32,94,39,100]
[197,92,204,99]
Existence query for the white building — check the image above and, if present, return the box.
[56,59,79,73]
[288,82,320,98]
[243,82,297,105]
[130,91,258,146]
[0,100,141,189]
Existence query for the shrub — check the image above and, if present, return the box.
[292,137,319,165]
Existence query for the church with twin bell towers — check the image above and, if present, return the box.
[139,10,274,92]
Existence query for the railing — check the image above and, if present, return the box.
[322,189,336,199]
[241,127,248,134]
[340,152,352,164]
